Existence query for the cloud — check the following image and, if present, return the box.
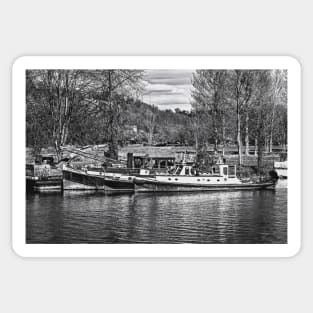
[143,70,194,111]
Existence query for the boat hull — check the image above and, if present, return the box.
[134,178,276,192]
[26,176,62,192]
[62,169,134,191]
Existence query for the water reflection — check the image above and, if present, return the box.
[26,186,287,244]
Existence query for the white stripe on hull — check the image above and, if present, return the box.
[33,185,62,191]
[134,180,275,192]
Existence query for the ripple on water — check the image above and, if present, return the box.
[26,186,287,244]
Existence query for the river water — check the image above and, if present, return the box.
[26,180,287,244]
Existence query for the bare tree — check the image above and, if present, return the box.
[252,71,273,172]
[27,70,91,160]
[192,70,229,153]
[189,107,202,151]
[144,108,156,145]
[268,70,287,152]
[232,70,254,165]
[89,70,143,159]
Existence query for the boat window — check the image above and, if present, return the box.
[160,160,166,168]
[224,178,227,181]
[217,179,220,182]
[168,178,171,180]
[212,167,220,174]
[167,160,174,167]
[174,165,183,175]
[175,178,178,181]
[197,179,200,181]
[207,179,210,182]
[228,166,236,178]
[185,167,190,175]
[223,167,228,176]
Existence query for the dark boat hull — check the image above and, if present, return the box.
[134,179,276,192]
[63,169,134,191]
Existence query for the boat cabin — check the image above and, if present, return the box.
[130,154,175,169]
[173,164,236,178]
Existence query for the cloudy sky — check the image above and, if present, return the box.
[142,69,195,111]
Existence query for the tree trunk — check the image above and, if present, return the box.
[106,71,119,160]
[257,126,265,174]
[195,135,199,152]
[108,110,119,160]
[108,135,118,160]
[269,98,276,153]
[237,104,242,165]
[245,111,249,156]
[257,113,265,174]
[257,138,263,174]
[148,130,153,145]
[213,110,218,152]
[222,115,225,157]
[54,140,63,162]
[264,136,268,153]
[269,136,273,153]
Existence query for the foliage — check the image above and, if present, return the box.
[26,69,287,170]
[191,69,288,170]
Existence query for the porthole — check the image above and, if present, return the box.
[207,179,210,182]
[224,178,227,181]
[168,178,171,181]
[197,179,200,181]
[217,179,220,182]
[175,178,178,181]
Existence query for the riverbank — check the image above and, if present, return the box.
[26,144,283,184]
[27,144,283,163]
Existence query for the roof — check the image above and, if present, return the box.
[134,155,175,159]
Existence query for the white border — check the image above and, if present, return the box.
[12,56,301,257]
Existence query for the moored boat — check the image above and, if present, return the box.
[26,163,62,192]
[27,175,63,191]
[62,165,135,191]
[134,164,277,192]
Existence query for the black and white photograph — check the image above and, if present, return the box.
[24,64,289,245]
[11,56,300,257]
[2,1,311,312]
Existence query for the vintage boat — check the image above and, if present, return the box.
[26,163,62,192]
[134,164,277,192]
[62,165,135,191]
[26,175,63,191]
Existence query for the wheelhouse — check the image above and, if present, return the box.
[173,164,237,178]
